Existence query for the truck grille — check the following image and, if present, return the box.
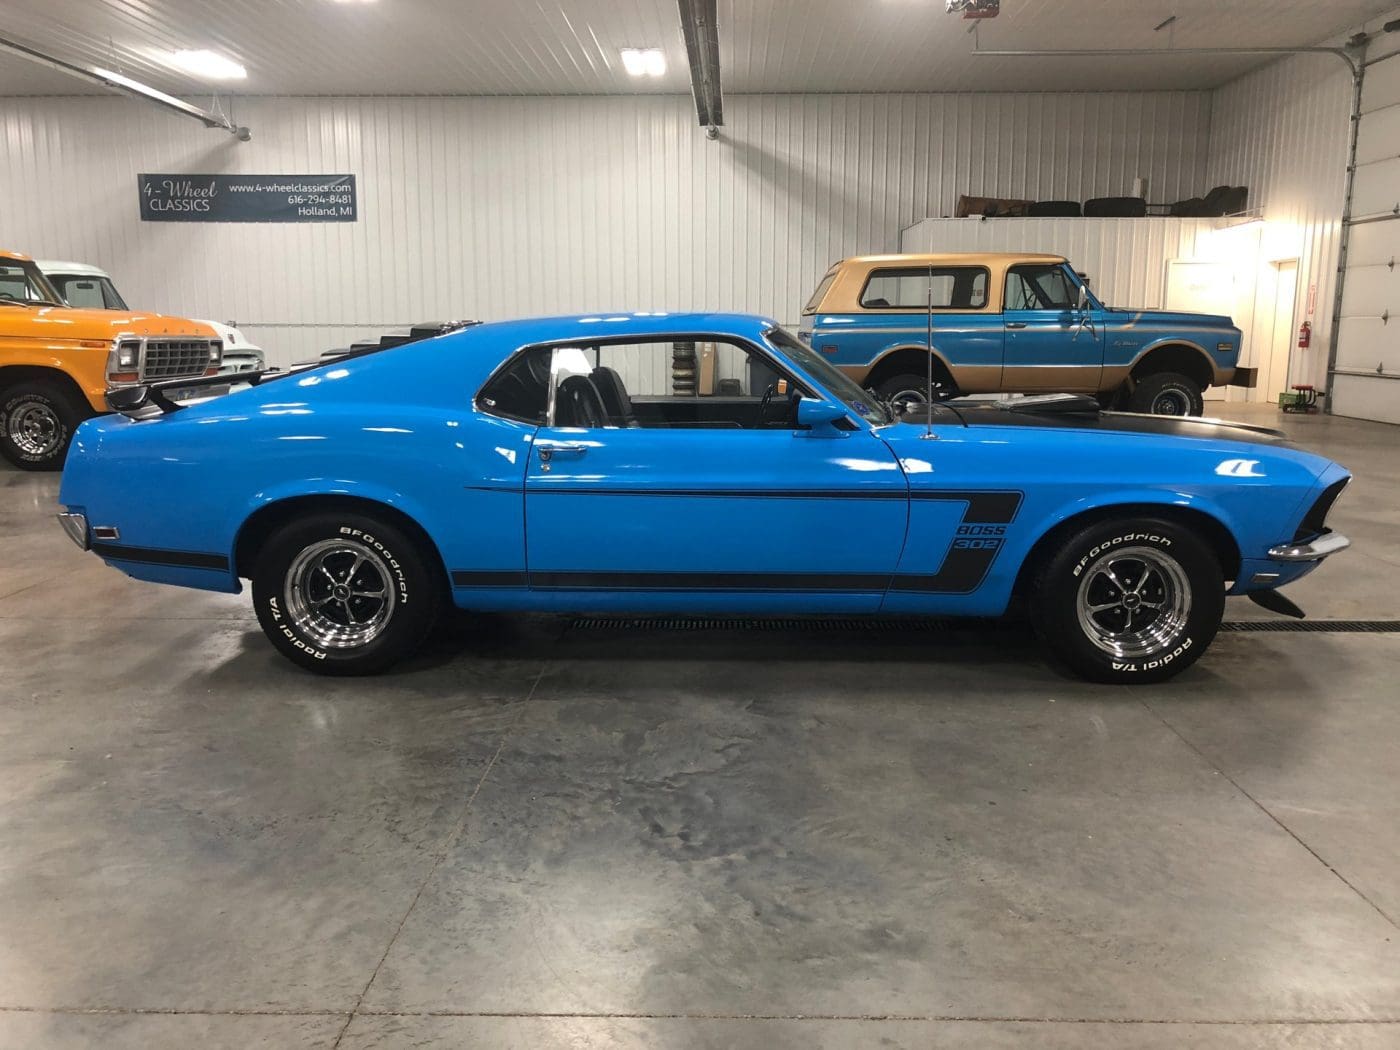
[142,339,217,381]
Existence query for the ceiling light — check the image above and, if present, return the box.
[164,49,247,81]
[620,48,665,77]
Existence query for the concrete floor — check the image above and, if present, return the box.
[1,403,1398,1049]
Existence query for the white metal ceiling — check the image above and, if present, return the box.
[0,0,1395,98]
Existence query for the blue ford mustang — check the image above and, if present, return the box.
[56,312,1351,682]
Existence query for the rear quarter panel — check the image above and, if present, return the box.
[59,332,535,594]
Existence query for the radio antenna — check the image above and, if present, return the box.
[923,263,935,439]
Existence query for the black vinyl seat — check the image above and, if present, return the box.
[555,375,608,428]
[591,366,639,427]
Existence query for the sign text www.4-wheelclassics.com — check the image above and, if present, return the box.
[138,174,357,222]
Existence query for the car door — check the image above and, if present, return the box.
[521,336,909,612]
[1001,263,1104,392]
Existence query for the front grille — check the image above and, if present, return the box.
[1293,477,1350,541]
[142,339,216,380]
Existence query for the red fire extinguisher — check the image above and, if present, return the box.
[1298,321,1312,349]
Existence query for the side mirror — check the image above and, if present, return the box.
[796,397,848,432]
[1076,285,1091,313]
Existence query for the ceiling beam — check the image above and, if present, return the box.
[0,34,250,138]
[677,0,722,133]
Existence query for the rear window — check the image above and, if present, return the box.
[859,267,988,310]
[802,268,839,314]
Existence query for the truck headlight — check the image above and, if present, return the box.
[208,341,223,365]
[116,342,140,369]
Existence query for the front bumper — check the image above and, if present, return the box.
[1267,532,1351,562]
[57,511,88,550]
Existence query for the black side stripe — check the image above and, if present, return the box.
[92,543,229,571]
[451,567,987,595]
[888,545,1001,594]
[528,487,906,500]
[911,490,1024,524]
[452,570,529,588]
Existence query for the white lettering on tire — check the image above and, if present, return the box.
[338,525,410,603]
[1112,636,1193,673]
[266,595,327,659]
[1073,532,1172,577]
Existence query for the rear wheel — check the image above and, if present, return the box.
[0,381,86,471]
[252,512,443,675]
[1126,372,1204,416]
[875,372,956,408]
[1030,517,1224,683]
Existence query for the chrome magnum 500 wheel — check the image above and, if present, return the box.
[252,512,443,675]
[1031,517,1224,683]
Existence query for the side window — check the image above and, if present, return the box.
[539,338,808,431]
[859,267,988,310]
[478,346,552,424]
[1005,265,1076,311]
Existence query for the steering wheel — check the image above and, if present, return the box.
[755,383,777,427]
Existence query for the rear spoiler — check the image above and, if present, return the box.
[106,369,279,418]
[105,319,481,418]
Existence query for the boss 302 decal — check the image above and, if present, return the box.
[889,490,1024,594]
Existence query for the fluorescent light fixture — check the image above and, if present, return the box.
[620,48,665,77]
[164,49,247,80]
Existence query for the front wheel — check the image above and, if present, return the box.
[1030,518,1224,683]
[0,381,86,471]
[252,512,443,675]
[1126,372,1204,416]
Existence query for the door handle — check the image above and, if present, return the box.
[529,442,585,470]
[536,442,589,470]
[1006,322,1028,330]
[538,443,589,455]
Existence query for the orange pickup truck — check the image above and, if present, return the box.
[0,249,223,470]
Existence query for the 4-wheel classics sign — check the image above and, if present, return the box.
[138,174,357,222]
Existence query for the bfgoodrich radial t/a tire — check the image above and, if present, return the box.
[252,512,442,675]
[1030,517,1224,683]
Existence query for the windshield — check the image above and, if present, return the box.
[0,259,63,306]
[765,326,891,427]
[48,273,129,310]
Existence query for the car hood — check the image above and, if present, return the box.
[893,399,1292,448]
[5,305,217,341]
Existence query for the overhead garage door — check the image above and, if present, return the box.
[1332,47,1400,424]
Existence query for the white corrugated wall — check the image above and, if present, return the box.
[1203,8,1400,402]
[0,92,1210,366]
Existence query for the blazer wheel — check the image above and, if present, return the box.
[1030,517,1224,683]
[252,512,442,675]
[0,381,85,471]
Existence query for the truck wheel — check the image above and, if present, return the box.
[1030,517,1224,684]
[252,511,443,675]
[876,373,955,408]
[0,381,86,471]
[1126,373,1204,416]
